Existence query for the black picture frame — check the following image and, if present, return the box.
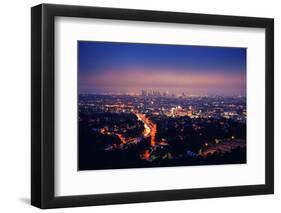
[31,3,274,209]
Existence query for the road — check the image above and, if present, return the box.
[136,113,157,147]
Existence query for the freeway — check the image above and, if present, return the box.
[136,113,157,147]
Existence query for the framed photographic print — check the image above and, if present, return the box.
[31,4,274,209]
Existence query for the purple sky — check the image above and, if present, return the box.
[78,41,246,96]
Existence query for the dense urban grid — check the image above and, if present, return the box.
[78,91,246,170]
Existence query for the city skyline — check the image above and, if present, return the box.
[78,41,246,96]
[78,42,247,170]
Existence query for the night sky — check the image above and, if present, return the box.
[78,41,246,96]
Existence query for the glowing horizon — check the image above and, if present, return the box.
[78,41,246,96]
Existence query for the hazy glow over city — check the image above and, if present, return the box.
[78,41,246,96]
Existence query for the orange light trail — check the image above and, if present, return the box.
[136,113,157,147]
